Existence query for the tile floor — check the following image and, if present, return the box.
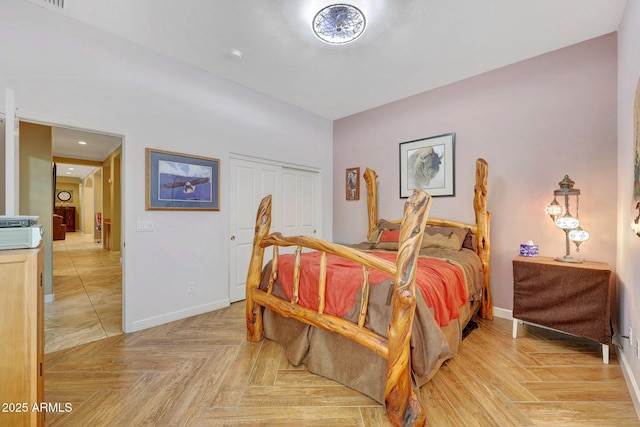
[45,231,122,354]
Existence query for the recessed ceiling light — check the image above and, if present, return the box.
[228,49,243,60]
[312,4,366,45]
[68,167,75,171]
[78,140,87,145]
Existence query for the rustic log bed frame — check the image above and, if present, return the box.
[246,158,491,427]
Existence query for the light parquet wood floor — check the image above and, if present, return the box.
[44,302,639,426]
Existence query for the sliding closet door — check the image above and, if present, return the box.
[229,157,320,303]
[281,167,320,240]
[229,158,279,303]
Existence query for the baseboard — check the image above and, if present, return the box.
[618,346,640,420]
[493,305,640,420]
[44,293,55,304]
[126,298,230,333]
[491,306,512,320]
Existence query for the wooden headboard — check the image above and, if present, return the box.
[363,158,492,319]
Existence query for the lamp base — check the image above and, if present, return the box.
[555,255,584,263]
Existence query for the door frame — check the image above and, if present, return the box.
[16,113,125,329]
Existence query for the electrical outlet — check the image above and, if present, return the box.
[187,282,195,294]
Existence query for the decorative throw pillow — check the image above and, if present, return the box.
[374,229,400,250]
[379,229,400,242]
[462,229,476,251]
[371,221,474,252]
[421,226,468,251]
[368,219,401,243]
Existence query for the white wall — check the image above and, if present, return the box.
[617,0,640,411]
[0,0,333,332]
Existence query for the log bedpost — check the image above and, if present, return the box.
[385,189,432,427]
[246,195,273,341]
[473,158,492,319]
[363,167,378,241]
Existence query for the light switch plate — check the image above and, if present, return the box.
[136,220,154,232]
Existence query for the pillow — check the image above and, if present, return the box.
[462,229,476,251]
[421,225,468,251]
[374,229,400,250]
[371,221,475,252]
[379,229,400,242]
[368,219,401,243]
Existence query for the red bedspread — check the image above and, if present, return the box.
[277,251,467,327]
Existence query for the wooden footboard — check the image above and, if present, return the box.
[246,190,432,427]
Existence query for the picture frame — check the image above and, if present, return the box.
[56,189,74,203]
[346,167,360,200]
[633,77,640,205]
[399,133,455,198]
[146,148,220,211]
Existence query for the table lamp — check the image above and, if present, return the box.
[545,175,589,263]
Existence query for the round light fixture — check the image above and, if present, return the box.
[555,214,579,230]
[228,49,243,60]
[544,197,563,221]
[568,227,590,243]
[312,4,366,45]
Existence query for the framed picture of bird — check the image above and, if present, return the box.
[399,132,455,198]
[146,148,220,210]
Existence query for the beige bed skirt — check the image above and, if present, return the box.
[263,288,480,404]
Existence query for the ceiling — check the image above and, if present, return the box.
[40,0,627,173]
[42,0,627,121]
[52,126,121,179]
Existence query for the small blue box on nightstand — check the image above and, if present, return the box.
[519,242,539,257]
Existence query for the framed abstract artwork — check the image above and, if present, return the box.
[146,148,220,210]
[399,133,455,198]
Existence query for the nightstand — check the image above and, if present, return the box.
[512,256,614,364]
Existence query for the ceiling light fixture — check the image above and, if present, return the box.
[78,141,87,145]
[228,49,243,60]
[312,4,366,45]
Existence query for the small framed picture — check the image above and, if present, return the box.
[346,167,360,200]
[146,148,220,210]
[399,133,455,197]
[56,189,73,203]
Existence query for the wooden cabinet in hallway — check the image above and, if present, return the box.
[54,206,76,232]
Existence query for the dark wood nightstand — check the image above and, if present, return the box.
[512,256,614,364]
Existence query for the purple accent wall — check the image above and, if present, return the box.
[617,0,640,407]
[334,34,617,311]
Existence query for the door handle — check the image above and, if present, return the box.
[230,235,236,241]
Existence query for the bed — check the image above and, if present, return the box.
[246,158,491,427]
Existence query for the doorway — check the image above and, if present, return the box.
[47,124,123,353]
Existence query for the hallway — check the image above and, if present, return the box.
[45,231,122,354]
